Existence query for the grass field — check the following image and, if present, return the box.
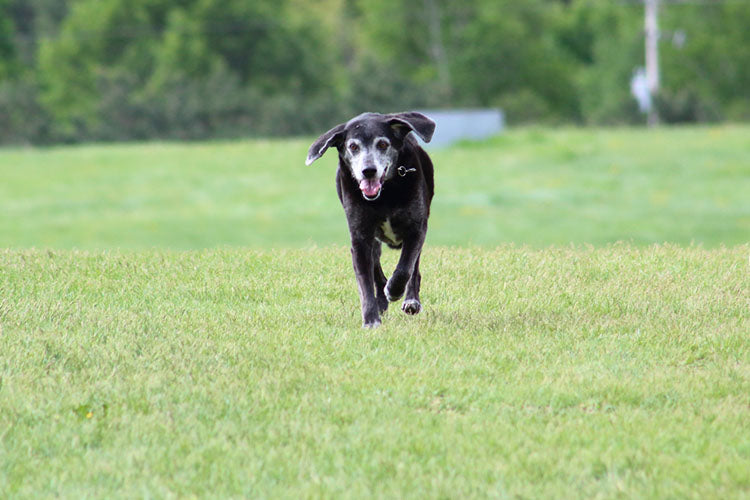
[1,126,749,498]
[1,245,748,498]
[0,126,748,248]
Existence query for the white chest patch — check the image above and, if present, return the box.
[380,218,401,245]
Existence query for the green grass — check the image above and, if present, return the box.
[0,126,748,248]
[1,127,748,497]
[1,245,748,498]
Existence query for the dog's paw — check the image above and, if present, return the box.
[385,272,409,302]
[385,288,404,302]
[402,299,421,315]
[362,307,382,328]
[363,318,382,329]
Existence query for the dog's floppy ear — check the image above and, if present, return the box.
[387,112,436,143]
[306,123,346,166]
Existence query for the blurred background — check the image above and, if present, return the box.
[0,0,748,249]
[2,0,750,143]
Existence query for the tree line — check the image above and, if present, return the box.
[1,0,748,144]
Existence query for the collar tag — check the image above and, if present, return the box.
[397,166,417,177]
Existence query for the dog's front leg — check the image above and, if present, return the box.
[385,231,425,303]
[351,238,381,328]
[372,242,389,314]
[402,253,422,315]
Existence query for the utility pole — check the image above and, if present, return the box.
[644,0,660,126]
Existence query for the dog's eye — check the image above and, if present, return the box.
[376,140,389,151]
[348,143,359,153]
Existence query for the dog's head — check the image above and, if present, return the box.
[305,112,435,201]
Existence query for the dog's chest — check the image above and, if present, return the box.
[377,218,402,247]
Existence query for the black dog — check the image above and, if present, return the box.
[306,112,436,328]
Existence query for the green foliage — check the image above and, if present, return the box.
[450,0,581,121]
[0,77,51,143]
[1,245,748,497]
[568,2,643,125]
[0,0,15,79]
[32,0,341,142]
[658,3,750,122]
[2,0,750,143]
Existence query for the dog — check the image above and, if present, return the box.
[306,111,436,328]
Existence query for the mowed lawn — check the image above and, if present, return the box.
[1,246,748,498]
[0,126,748,248]
[1,126,749,498]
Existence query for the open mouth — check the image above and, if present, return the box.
[359,178,383,201]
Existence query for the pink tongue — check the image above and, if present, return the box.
[359,179,382,197]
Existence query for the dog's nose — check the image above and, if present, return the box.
[362,167,377,179]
